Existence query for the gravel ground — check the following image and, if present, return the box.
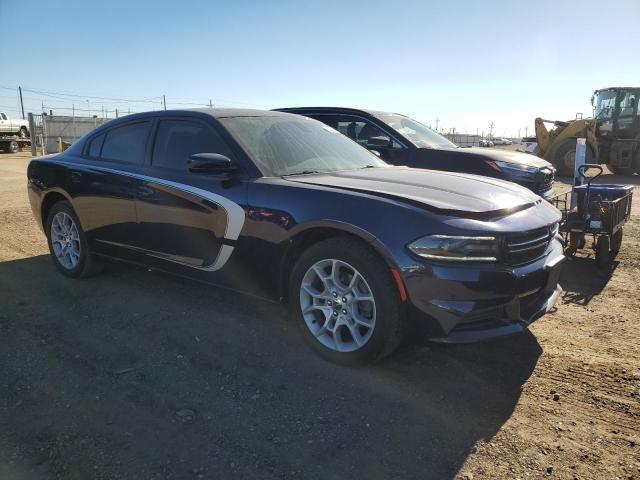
[0,150,638,480]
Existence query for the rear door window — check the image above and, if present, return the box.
[101,121,151,164]
[151,119,232,171]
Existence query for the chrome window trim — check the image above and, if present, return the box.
[43,158,246,272]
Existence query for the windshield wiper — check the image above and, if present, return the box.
[282,170,321,177]
[360,165,377,169]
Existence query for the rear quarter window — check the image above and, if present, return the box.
[86,133,105,158]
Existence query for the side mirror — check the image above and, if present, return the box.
[366,136,392,149]
[188,153,236,173]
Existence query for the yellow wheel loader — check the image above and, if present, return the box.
[535,87,640,176]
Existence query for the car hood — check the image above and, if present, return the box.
[447,147,552,169]
[285,166,541,216]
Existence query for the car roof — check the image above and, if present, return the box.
[67,108,301,155]
[191,107,294,118]
[274,106,401,117]
[104,108,296,124]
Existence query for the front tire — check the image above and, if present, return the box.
[551,139,594,176]
[289,237,404,364]
[18,127,28,138]
[45,201,100,278]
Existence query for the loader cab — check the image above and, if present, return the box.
[593,88,640,137]
[592,87,640,172]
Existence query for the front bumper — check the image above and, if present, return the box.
[404,239,564,343]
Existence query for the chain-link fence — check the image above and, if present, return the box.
[28,113,110,155]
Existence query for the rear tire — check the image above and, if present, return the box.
[595,235,611,268]
[610,228,623,259]
[8,140,19,153]
[45,200,101,278]
[289,237,404,364]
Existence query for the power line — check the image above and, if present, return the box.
[22,88,162,104]
[15,85,162,103]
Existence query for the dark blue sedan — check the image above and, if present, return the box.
[276,107,556,198]
[27,108,564,363]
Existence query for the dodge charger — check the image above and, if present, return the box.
[27,109,564,363]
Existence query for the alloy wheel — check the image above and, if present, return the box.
[50,211,81,269]
[299,259,376,352]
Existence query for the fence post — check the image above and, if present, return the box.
[28,113,37,157]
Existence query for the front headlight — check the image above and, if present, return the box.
[488,161,538,175]
[407,235,500,262]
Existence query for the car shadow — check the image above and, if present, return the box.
[560,254,618,306]
[0,255,541,480]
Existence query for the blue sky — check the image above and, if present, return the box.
[1,0,639,136]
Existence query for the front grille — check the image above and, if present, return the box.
[536,170,555,194]
[505,224,557,266]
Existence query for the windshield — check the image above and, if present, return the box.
[372,112,458,148]
[595,90,617,120]
[220,116,387,176]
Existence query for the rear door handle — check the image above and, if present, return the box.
[137,186,154,198]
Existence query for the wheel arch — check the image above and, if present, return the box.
[278,220,402,302]
[41,189,73,230]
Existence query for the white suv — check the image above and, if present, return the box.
[517,136,538,154]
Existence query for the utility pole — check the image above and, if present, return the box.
[435,118,440,132]
[209,99,213,108]
[525,126,528,137]
[488,122,495,138]
[163,95,166,110]
[18,86,25,120]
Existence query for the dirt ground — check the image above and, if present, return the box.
[0,150,638,480]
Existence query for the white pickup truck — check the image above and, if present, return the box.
[0,112,29,137]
